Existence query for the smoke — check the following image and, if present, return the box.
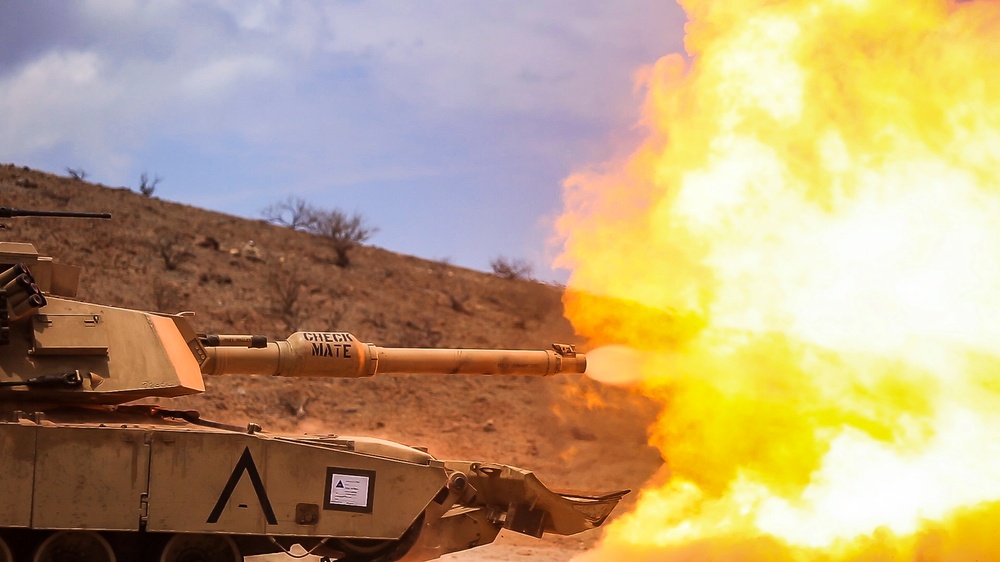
[558,0,1000,559]
[583,345,647,386]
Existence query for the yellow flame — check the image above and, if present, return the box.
[560,0,1000,559]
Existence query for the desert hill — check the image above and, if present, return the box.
[0,163,662,554]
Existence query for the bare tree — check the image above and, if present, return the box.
[262,198,377,267]
[65,167,87,181]
[308,209,377,268]
[261,197,318,230]
[139,172,162,197]
[156,233,193,271]
[490,256,534,280]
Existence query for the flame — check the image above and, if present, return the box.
[558,0,1000,559]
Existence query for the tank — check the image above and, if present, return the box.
[0,208,626,562]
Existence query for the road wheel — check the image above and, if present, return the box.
[158,533,240,562]
[332,513,423,562]
[0,535,11,562]
[33,531,116,562]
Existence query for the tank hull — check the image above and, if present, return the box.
[0,408,623,561]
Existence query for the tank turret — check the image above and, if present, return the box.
[0,287,586,404]
[0,209,623,562]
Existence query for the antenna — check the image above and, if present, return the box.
[0,207,112,219]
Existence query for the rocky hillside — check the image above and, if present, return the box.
[0,163,662,519]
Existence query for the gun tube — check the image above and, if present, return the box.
[200,332,586,378]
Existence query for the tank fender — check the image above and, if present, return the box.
[441,460,628,537]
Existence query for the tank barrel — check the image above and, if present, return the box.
[372,347,580,376]
[200,331,586,378]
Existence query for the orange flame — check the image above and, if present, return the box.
[558,0,1000,559]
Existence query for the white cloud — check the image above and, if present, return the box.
[0,50,128,169]
[179,55,278,100]
[2,1,683,168]
[216,0,283,32]
[316,2,679,120]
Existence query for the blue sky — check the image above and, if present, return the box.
[0,1,686,281]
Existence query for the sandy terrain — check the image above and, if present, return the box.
[250,530,598,561]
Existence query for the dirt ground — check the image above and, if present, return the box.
[251,531,596,561]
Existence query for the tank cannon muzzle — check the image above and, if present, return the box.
[200,332,587,378]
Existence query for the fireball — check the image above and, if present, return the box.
[558,0,1000,559]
